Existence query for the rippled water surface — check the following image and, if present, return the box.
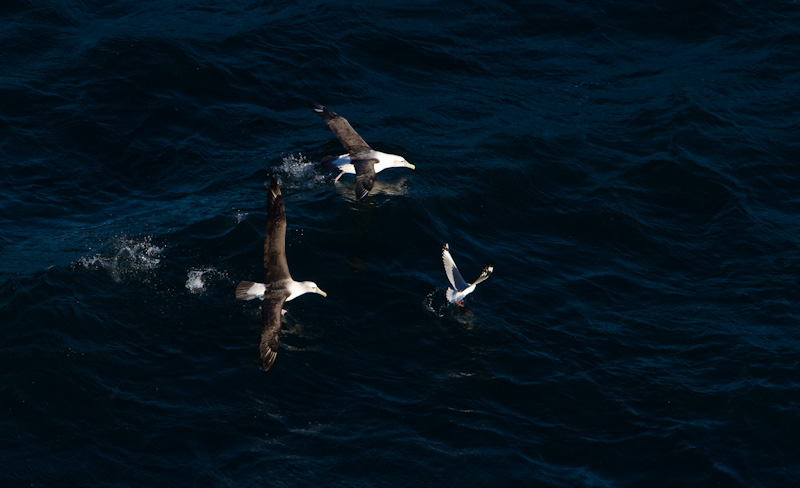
[2,1,799,486]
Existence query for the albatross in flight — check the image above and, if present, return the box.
[308,100,414,200]
[442,243,493,307]
[236,177,327,371]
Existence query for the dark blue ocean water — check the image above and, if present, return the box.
[2,1,799,486]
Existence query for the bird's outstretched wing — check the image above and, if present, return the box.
[308,100,371,155]
[264,178,291,283]
[472,266,493,286]
[260,291,290,371]
[442,243,469,291]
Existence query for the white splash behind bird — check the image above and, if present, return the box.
[236,177,327,371]
[307,100,415,200]
[441,243,493,307]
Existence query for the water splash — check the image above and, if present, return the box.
[424,288,448,318]
[274,153,328,189]
[186,267,215,294]
[75,235,164,282]
[424,288,478,327]
[185,269,207,293]
[185,267,230,294]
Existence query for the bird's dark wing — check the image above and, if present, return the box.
[308,100,371,155]
[264,177,291,283]
[260,290,289,371]
[352,158,378,201]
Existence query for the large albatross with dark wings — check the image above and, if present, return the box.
[308,100,415,200]
[236,178,327,371]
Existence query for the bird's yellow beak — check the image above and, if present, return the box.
[317,288,327,297]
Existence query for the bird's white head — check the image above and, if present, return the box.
[398,157,415,170]
[376,152,415,171]
[305,281,327,297]
[287,280,328,301]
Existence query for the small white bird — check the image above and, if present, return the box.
[441,243,493,307]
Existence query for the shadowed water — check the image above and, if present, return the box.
[2,1,799,486]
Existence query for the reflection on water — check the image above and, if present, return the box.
[330,177,413,202]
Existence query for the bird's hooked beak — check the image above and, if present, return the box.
[316,288,328,297]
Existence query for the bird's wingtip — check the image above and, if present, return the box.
[267,177,282,211]
[268,177,281,195]
[476,266,493,283]
[306,99,324,113]
[355,183,370,200]
[261,349,278,371]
